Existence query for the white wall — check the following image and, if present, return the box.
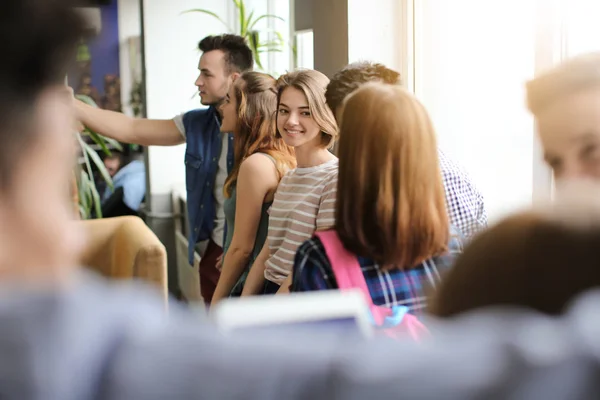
[142,0,229,195]
[415,0,538,222]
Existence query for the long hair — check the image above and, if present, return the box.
[275,69,339,148]
[335,83,449,269]
[223,71,296,198]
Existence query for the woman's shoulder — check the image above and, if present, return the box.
[239,153,279,176]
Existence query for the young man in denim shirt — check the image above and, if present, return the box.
[75,34,253,303]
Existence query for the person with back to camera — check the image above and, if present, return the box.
[292,83,463,318]
[325,62,487,240]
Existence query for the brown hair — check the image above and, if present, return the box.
[526,52,600,115]
[223,71,296,197]
[198,34,253,74]
[335,83,449,269]
[430,189,600,316]
[276,69,339,149]
[325,61,401,118]
[0,0,85,189]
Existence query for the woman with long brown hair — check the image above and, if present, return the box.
[211,71,295,304]
[291,83,462,313]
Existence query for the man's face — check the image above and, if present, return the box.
[104,157,120,177]
[0,86,84,282]
[194,50,235,106]
[536,87,600,181]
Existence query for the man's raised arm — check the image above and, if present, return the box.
[75,99,185,147]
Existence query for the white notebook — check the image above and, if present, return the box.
[211,289,373,338]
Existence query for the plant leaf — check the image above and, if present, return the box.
[101,137,123,152]
[90,178,102,219]
[249,14,285,31]
[87,129,111,156]
[78,170,90,217]
[77,135,103,218]
[75,94,98,107]
[181,9,231,32]
[83,141,113,191]
[243,10,255,37]
[239,0,247,36]
[248,30,263,69]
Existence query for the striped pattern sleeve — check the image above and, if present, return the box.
[316,173,337,231]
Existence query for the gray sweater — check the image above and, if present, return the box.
[0,273,599,399]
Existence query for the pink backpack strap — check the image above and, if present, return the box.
[315,230,386,325]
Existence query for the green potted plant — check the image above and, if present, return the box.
[184,0,286,71]
[75,94,122,219]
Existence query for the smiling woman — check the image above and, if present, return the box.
[241,69,340,297]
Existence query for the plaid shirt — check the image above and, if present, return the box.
[439,150,487,238]
[292,228,463,313]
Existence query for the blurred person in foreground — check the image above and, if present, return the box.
[4,1,600,398]
[430,180,600,317]
[527,52,600,180]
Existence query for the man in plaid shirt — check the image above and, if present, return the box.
[325,62,487,239]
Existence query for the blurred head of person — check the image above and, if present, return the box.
[430,180,600,317]
[0,0,85,284]
[527,52,600,181]
[335,82,449,269]
[103,152,124,177]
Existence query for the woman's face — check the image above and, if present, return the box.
[219,78,241,134]
[277,87,322,150]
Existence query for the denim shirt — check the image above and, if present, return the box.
[183,107,234,265]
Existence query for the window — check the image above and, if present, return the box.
[295,30,314,69]
[413,0,538,221]
[563,0,600,57]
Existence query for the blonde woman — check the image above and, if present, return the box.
[210,71,295,305]
[292,83,463,312]
[241,69,339,296]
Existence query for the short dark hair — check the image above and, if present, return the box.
[198,34,254,74]
[325,61,401,116]
[0,0,85,188]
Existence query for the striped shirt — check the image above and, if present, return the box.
[264,158,339,284]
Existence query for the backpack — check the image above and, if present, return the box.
[315,230,429,341]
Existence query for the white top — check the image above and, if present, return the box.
[174,113,228,248]
[264,158,339,284]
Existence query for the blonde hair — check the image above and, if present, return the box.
[275,69,338,148]
[335,83,449,269]
[223,71,296,198]
[526,52,600,115]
